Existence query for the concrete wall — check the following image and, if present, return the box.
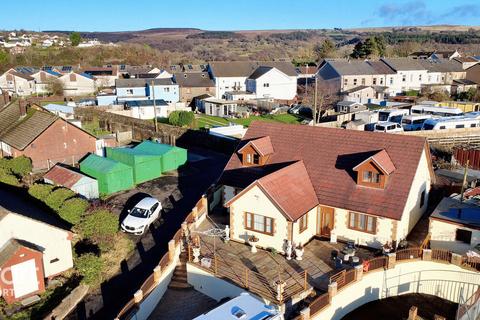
[314,261,480,320]
[187,263,247,302]
[130,247,179,320]
[430,218,480,254]
[0,214,73,277]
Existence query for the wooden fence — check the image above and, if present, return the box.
[116,196,208,319]
[396,248,422,261]
[432,248,452,263]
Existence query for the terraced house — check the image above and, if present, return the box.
[219,122,434,253]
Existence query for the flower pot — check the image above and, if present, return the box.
[295,248,304,261]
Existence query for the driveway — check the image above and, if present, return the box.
[72,147,228,319]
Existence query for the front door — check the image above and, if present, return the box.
[318,206,334,237]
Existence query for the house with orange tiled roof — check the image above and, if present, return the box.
[219,121,434,253]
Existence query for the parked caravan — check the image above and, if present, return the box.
[401,114,432,131]
[378,109,409,124]
[422,117,480,130]
[411,105,463,117]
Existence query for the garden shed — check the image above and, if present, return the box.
[44,164,99,199]
[106,147,162,184]
[134,140,188,173]
[80,154,134,195]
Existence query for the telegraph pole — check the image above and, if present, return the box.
[151,80,158,132]
[313,75,318,125]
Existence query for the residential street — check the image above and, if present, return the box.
[71,147,228,320]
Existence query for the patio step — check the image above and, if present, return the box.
[169,252,192,289]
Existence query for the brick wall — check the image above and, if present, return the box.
[12,119,97,170]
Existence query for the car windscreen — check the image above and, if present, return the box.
[378,112,389,121]
[423,123,435,130]
[375,125,385,131]
[130,207,149,218]
[402,119,412,124]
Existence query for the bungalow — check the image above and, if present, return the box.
[58,72,96,96]
[335,101,367,114]
[219,122,433,253]
[0,101,100,170]
[0,206,73,304]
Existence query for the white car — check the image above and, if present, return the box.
[121,197,162,235]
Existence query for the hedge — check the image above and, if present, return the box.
[58,198,89,225]
[0,156,32,178]
[28,183,55,201]
[75,253,103,285]
[168,111,194,127]
[45,188,76,211]
[80,209,118,239]
[0,167,19,186]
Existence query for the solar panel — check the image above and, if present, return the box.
[62,66,72,72]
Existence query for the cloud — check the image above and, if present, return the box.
[374,1,479,26]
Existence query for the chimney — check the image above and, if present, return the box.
[18,100,27,117]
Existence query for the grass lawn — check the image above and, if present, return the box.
[195,113,303,129]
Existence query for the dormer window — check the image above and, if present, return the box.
[353,149,395,189]
[238,136,274,167]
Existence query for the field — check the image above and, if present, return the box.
[194,113,303,129]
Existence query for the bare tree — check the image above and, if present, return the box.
[300,77,340,124]
[46,79,64,96]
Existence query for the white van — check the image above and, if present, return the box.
[374,121,404,133]
[422,117,480,130]
[401,114,432,131]
[378,109,410,124]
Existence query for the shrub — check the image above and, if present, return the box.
[28,183,55,201]
[80,209,118,239]
[58,198,89,225]
[0,167,20,186]
[168,111,194,127]
[45,188,76,211]
[75,253,103,285]
[8,156,32,177]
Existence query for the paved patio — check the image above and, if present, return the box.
[193,218,376,302]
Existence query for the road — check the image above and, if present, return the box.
[72,147,228,320]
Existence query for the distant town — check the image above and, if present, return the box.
[0,20,480,320]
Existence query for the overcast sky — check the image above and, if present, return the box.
[1,0,479,32]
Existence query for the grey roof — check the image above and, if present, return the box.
[325,59,378,76]
[0,110,57,150]
[0,102,22,133]
[174,72,215,88]
[418,59,464,73]
[209,61,297,77]
[381,58,427,71]
[431,196,480,229]
[366,61,396,75]
[337,100,364,106]
[342,85,371,94]
[0,239,41,267]
[453,79,477,85]
[248,66,274,79]
[115,78,175,88]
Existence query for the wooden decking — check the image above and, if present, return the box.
[192,219,376,303]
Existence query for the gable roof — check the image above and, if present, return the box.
[0,102,23,133]
[0,109,57,150]
[226,161,318,221]
[8,70,35,81]
[173,72,214,87]
[353,149,396,175]
[248,66,274,80]
[381,58,427,71]
[209,61,297,77]
[238,136,274,156]
[220,122,429,220]
[0,239,41,267]
[80,154,131,173]
[323,59,379,76]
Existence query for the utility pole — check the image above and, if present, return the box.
[151,80,158,132]
[460,159,469,203]
[313,75,318,125]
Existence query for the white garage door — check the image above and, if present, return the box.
[11,259,39,298]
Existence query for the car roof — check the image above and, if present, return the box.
[135,197,158,209]
[376,121,398,126]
